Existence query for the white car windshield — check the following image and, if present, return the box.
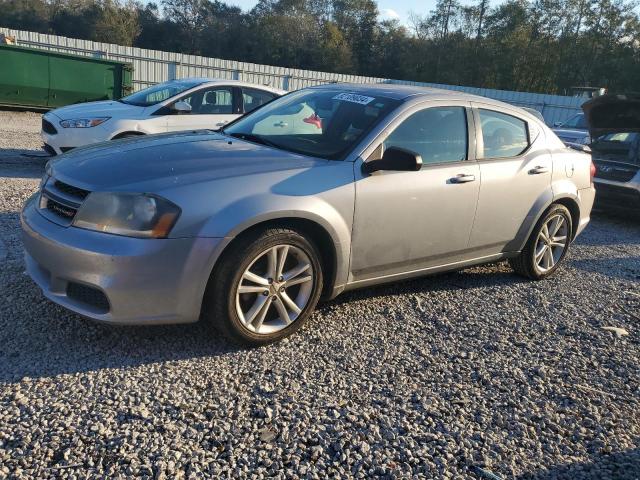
[120,80,205,107]
[561,113,588,129]
[223,89,400,160]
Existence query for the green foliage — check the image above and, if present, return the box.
[1,0,639,93]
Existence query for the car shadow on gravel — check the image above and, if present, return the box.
[517,447,640,479]
[0,311,244,384]
[0,262,523,384]
[0,148,49,179]
[575,211,640,247]
[569,256,640,281]
[320,264,529,308]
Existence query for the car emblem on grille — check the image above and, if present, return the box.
[599,165,612,173]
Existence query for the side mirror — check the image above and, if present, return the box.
[362,147,422,174]
[172,101,192,114]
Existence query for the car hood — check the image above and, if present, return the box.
[48,100,145,120]
[582,93,640,138]
[48,131,324,192]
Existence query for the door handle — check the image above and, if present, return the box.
[450,174,476,184]
[274,121,288,127]
[529,166,549,174]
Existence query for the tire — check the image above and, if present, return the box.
[203,228,324,346]
[113,133,143,140]
[509,204,573,280]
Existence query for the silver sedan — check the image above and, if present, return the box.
[21,84,596,345]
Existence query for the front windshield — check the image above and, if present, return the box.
[561,113,588,129]
[120,80,204,107]
[223,89,401,160]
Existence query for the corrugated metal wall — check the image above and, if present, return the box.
[1,27,585,125]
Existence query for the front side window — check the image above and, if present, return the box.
[224,89,400,160]
[181,87,233,115]
[383,106,468,165]
[119,80,204,107]
[243,88,277,113]
[479,109,529,159]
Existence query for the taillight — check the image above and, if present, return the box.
[590,161,596,183]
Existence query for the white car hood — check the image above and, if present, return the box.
[48,100,146,120]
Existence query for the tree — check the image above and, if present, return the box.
[1,0,639,94]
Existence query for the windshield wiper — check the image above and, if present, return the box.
[227,132,279,149]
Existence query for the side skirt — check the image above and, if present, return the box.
[342,251,520,292]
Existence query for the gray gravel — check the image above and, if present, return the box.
[1,110,639,479]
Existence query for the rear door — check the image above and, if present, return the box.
[468,104,552,254]
[241,87,278,115]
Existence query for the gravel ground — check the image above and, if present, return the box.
[0,110,639,479]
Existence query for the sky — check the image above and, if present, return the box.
[220,0,451,26]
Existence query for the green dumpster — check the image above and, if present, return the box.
[0,44,133,109]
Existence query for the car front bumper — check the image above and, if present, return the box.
[41,113,113,155]
[21,196,222,324]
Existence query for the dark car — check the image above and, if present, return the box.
[583,94,640,211]
[552,112,591,146]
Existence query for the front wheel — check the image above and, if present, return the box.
[509,204,573,280]
[204,228,323,346]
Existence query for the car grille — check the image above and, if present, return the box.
[53,180,89,200]
[42,118,57,135]
[66,282,110,313]
[38,178,90,226]
[594,160,639,182]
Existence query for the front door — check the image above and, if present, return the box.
[350,103,480,283]
[165,86,239,132]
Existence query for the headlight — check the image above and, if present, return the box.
[39,173,49,190]
[59,117,110,128]
[73,192,181,238]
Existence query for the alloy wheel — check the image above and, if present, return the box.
[534,214,569,273]
[235,244,314,334]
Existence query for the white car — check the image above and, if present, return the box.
[41,78,285,155]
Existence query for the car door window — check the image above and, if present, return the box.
[383,106,468,164]
[243,88,276,113]
[181,87,233,115]
[479,109,529,159]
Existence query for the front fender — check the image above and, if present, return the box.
[107,120,157,139]
[202,194,352,292]
[163,161,356,293]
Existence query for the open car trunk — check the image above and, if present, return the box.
[582,93,640,137]
[582,94,640,182]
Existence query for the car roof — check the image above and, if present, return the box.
[306,82,510,105]
[176,77,286,95]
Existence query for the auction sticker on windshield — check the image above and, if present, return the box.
[333,93,375,105]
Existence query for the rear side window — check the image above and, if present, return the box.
[243,88,277,113]
[479,109,529,159]
[384,106,468,165]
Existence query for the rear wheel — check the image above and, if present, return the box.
[509,204,572,280]
[204,228,323,346]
